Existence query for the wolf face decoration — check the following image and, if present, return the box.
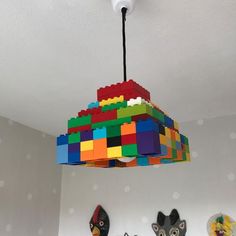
[152,209,187,236]
[90,205,110,236]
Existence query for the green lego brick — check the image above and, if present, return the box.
[171,140,176,149]
[182,151,187,161]
[92,117,132,129]
[107,125,121,138]
[102,101,127,112]
[172,149,177,159]
[185,144,190,153]
[184,136,189,145]
[122,144,138,156]
[117,104,153,119]
[68,132,81,144]
[152,108,165,123]
[68,115,91,128]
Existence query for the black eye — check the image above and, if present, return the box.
[153,225,158,232]
[169,228,179,236]
[90,223,93,229]
[99,221,104,227]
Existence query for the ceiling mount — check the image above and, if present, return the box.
[111,0,137,15]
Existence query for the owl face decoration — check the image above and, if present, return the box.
[152,209,187,236]
[90,205,110,236]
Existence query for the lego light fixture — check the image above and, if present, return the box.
[56,1,190,168]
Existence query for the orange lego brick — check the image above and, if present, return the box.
[149,157,161,165]
[121,121,136,135]
[81,150,94,161]
[93,139,107,159]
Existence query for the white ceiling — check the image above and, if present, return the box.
[0,0,236,136]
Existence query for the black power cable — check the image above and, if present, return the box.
[121,7,127,82]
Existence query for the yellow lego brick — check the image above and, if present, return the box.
[174,121,179,131]
[186,152,191,161]
[166,138,172,148]
[107,146,122,158]
[159,134,167,145]
[165,127,171,139]
[99,95,124,107]
[80,140,93,151]
[175,132,181,142]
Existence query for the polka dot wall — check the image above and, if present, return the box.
[0,116,62,236]
[58,115,236,236]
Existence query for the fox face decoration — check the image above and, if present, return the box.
[90,205,110,236]
[152,209,187,236]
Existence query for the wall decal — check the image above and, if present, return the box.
[152,209,187,236]
[207,213,236,236]
[90,205,110,236]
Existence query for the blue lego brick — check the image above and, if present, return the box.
[57,134,68,146]
[176,141,181,150]
[137,157,149,166]
[88,101,99,109]
[68,152,83,164]
[164,115,174,129]
[56,144,68,164]
[160,144,168,156]
[109,160,116,167]
[136,118,159,133]
[93,127,107,140]
[161,159,174,164]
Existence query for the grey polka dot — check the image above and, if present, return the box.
[5,224,12,232]
[71,171,76,177]
[141,216,149,224]
[68,208,75,214]
[197,119,204,126]
[230,132,236,140]
[92,184,99,191]
[124,185,131,193]
[0,180,5,188]
[192,151,199,159]
[227,173,235,182]
[172,192,181,200]
[26,154,32,160]
[27,193,33,200]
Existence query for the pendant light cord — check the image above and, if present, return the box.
[121,7,127,82]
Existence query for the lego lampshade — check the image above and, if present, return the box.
[56,80,190,168]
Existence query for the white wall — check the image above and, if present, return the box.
[58,115,236,236]
[0,116,62,236]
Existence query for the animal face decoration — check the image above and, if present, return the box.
[90,205,110,236]
[152,209,187,236]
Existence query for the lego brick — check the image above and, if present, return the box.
[92,110,117,123]
[164,115,174,128]
[107,146,122,158]
[137,131,161,155]
[92,117,132,129]
[165,127,171,139]
[80,140,93,151]
[68,152,81,164]
[148,157,161,165]
[117,104,153,119]
[175,132,181,142]
[122,144,138,156]
[57,134,68,146]
[159,124,165,135]
[107,136,121,147]
[88,101,99,109]
[127,97,143,106]
[97,80,150,102]
[68,143,80,153]
[152,109,165,123]
[160,134,167,145]
[174,121,179,131]
[121,133,137,145]
[99,95,124,107]
[137,157,149,166]
[136,118,159,133]
[68,115,91,128]
[68,124,91,134]
[125,158,138,167]
[102,101,127,112]
[171,140,177,149]
[78,107,101,117]
[107,125,121,138]
[180,134,189,145]
[81,150,94,161]
[176,141,181,150]
[121,121,136,135]
[93,127,107,140]
[80,130,93,141]
[56,144,68,164]
[93,139,107,159]
[68,132,81,144]
[160,144,168,156]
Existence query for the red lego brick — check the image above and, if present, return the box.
[97,80,150,102]
[92,110,117,123]
[68,124,91,134]
[78,107,101,117]
[121,134,137,145]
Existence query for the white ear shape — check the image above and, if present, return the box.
[152,223,159,232]
[179,221,186,230]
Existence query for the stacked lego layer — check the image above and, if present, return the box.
[56,80,190,168]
